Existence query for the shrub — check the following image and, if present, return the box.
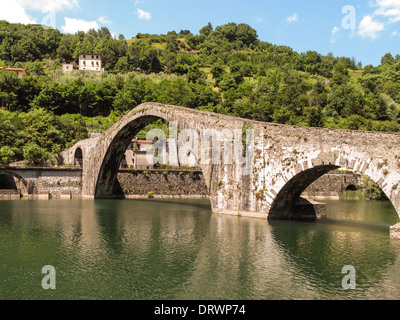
[23,143,50,166]
[0,146,17,165]
[147,191,155,199]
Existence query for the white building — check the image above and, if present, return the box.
[62,60,75,73]
[79,54,104,74]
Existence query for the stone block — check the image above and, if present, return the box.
[390,223,400,240]
[38,191,50,200]
[60,190,72,200]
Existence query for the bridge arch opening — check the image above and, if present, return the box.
[0,174,17,190]
[269,165,339,220]
[345,184,358,192]
[74,147,83,168]
[0,171,29,196]
[95,115,166,198]
[268,164,398,222]
[94,116,207,200]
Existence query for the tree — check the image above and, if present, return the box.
[210,61,226,85]
[332,64,350,86]
[23,142,50,166]
[219,73,237,91]
[31,82,67,114]
[199,23,213,36]
[381,52,395,66]
[327,83,365,117]
[187,65,206,84]
[236,23,259,47]
[0,146,17,164]
[307,107,324,127]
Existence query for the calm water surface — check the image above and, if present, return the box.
[0,198,399,300]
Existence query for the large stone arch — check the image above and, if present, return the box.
[80,102,247,202]
[94,114,163,198]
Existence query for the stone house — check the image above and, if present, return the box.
[122,139,155,170]
[78,54,104,74]
[62,60,76,73]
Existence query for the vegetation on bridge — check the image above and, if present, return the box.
[0,20,400,165]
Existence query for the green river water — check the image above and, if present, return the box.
[0,198,399,300]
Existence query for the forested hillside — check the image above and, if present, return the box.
[0,20,399,165]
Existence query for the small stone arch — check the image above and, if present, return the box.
[74,147,83,168]
[0,171,29,196]
[0,173,17,189]
[345,184,359,192]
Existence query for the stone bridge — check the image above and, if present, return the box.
[59,102,400,233]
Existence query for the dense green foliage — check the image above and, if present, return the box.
[0,20,400,165]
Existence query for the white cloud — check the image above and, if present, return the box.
[375,7,400,23]
[358,15,385,39]
[391,30,398,35]
[98,16,112,25]
[286,13,299,23]
[136,8,151,20]
[331,26,341,43]
[0,0,36,24]
[255,17,265,23]
[61,17,99,34]
[16,0,78,13]
[372,0,400,24]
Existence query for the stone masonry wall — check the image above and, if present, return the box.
[117,169,208,198]
[0,167,82,199]
[302,171,361,200]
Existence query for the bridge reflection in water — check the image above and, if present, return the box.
[0,199,399,300]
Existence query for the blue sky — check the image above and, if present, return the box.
[1,0,399,66]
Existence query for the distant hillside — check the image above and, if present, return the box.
[0,20,400,165]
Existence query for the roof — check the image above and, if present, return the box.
[0,67,28,72]
[132,139,154,144]
[80,53,101,57]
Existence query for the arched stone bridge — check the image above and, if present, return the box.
[60,102,400,232]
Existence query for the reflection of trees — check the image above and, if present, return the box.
[269,219,397,297]
[3,199,400,299]
[93,199,213,299]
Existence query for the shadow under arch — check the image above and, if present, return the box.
[0,173,18,189]
[0,171,29,195]
[269,165,339,220]
[95,115,162,199]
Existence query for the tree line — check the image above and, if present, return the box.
[0,20,399,165]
